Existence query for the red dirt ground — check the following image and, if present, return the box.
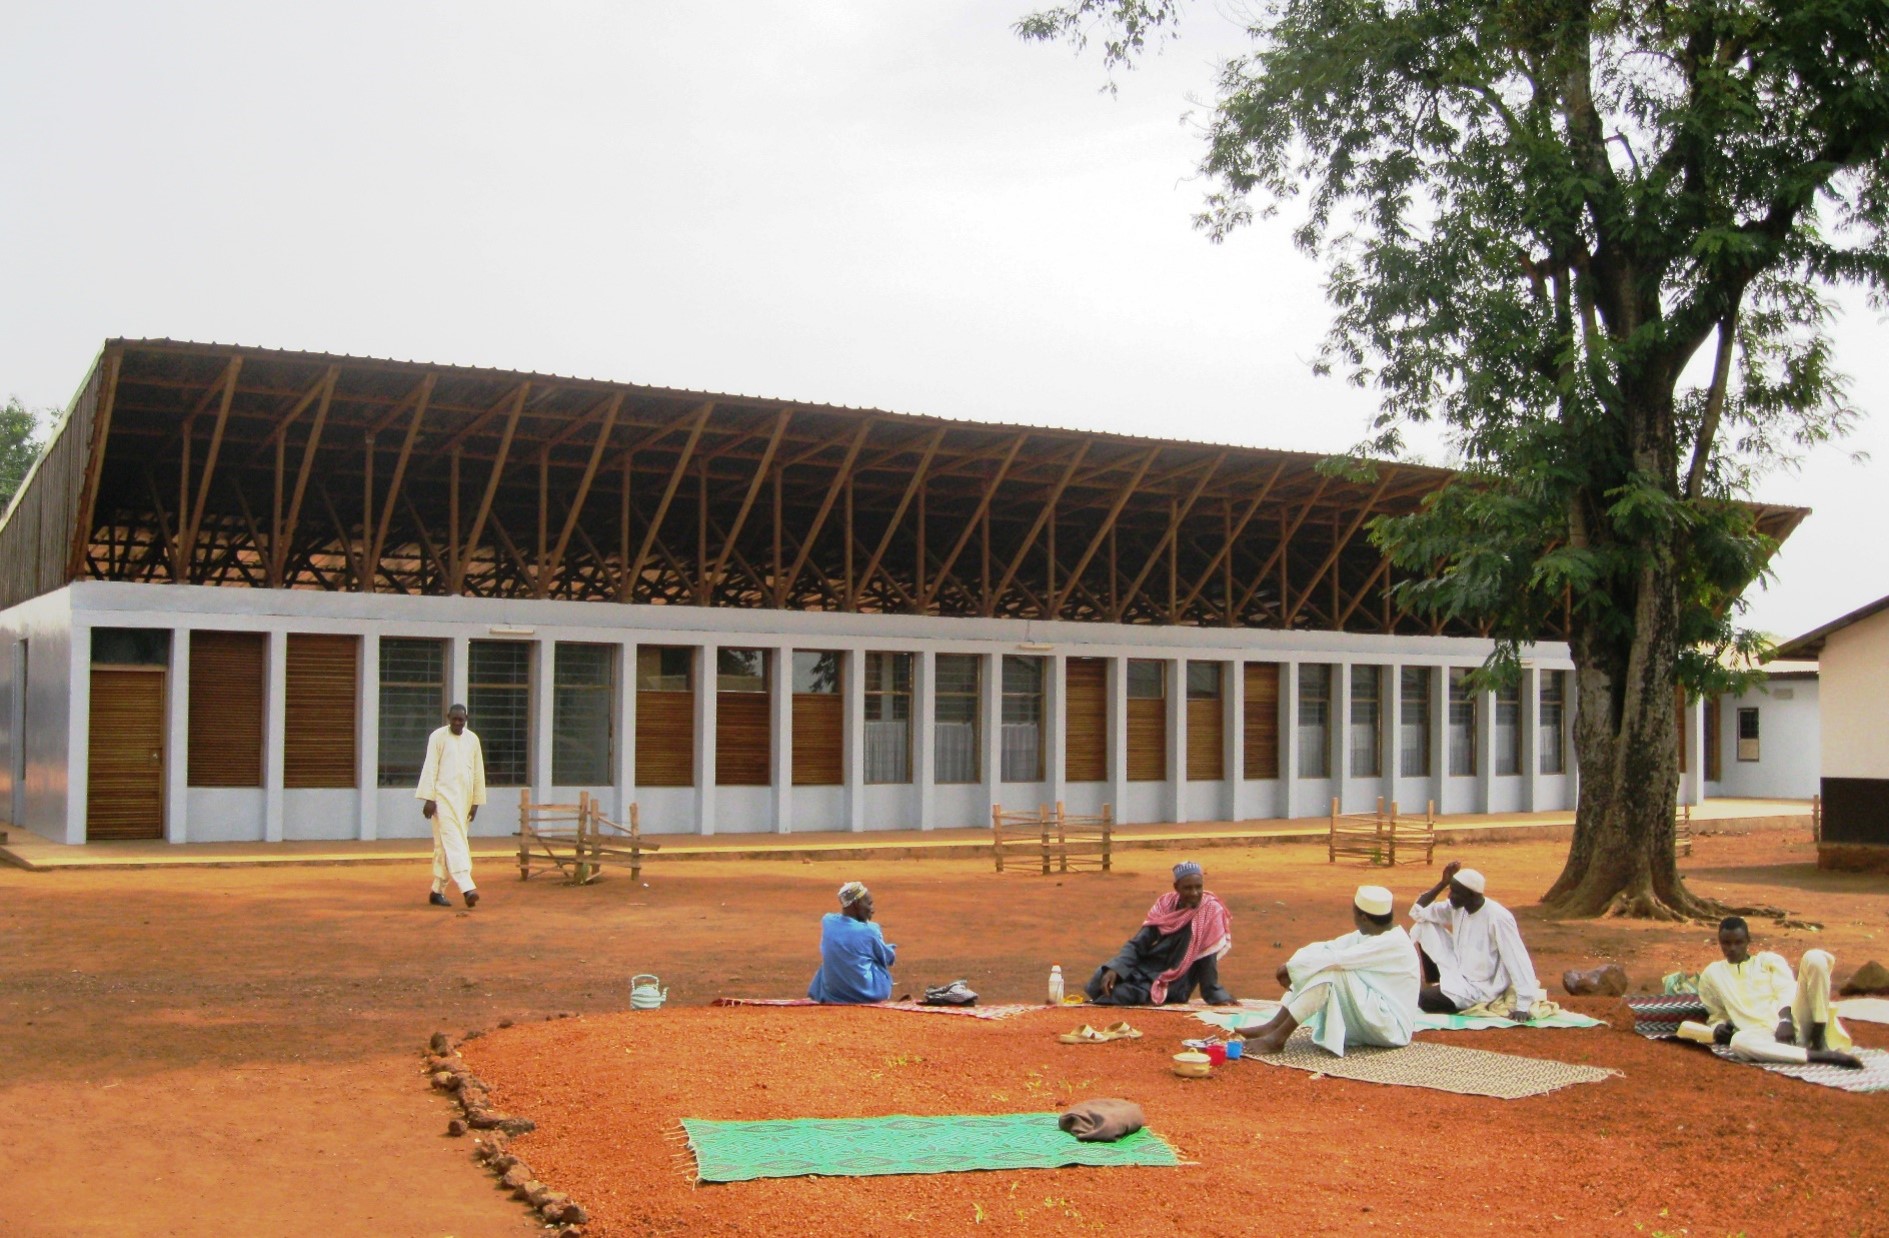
[2,826,1885,1236]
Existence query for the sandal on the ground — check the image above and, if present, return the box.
[1100,1021,1142,1040]
[1058,1024,1112,1044]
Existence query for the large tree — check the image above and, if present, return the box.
[0,397,47,515]
[1022,1,1889,917]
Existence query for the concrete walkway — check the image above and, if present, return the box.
[0,798,1811,872]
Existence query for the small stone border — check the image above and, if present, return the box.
[426,1017,591,1235]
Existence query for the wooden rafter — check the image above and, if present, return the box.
[452,383,529,594]
[776,418,873,607]
[988,440,1090,616]
[542,392,624,597]
[1283,472,1395,627]
[623,402,713,601]
[701,408,791,604]
[1110,452,1224,622]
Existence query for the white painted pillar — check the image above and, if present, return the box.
[843,647,866,832]
[1107,656,1129,824]
[1168,657,1188,824]
[695,642,717,835]
[165,627,190,844]
[1382,663,1402,811]
[771,645,794,833]
[1332,662,1353,813]
[449,635,470,712]
[263,630,288,843]
[530,639,554,800]
[1474,684,1495,815]
[357,633,379,841]
[1520,664,1541,813]
[1226,660,1247,822]
[1046,653,1067,811]
[981,652,1003,822]
[616,641,637,823]
[1281,660,1303,819]
[1429,666,1449,816]
[65,630,90,845]
[1682,692,1706,808]
[915,650,937,831]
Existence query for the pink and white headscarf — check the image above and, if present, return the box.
[1141,889,1233,1004]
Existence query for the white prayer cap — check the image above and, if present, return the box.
[1453,868,1487,894]
[838,881,870,906]
[1353,885,1394,916]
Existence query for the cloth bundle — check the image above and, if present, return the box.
[923,980,978,1007]
[1459,987,1565,1022]
[1058,1099,1146,1143]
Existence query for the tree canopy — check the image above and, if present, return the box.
[1022,0,1889,916]
[0,397,48,515]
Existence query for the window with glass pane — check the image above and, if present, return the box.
[717,648,768,692]
[1298,664,1331,779]
[1539,671,1566,774]
[863,652,912,783]
[1448,668,1477,776]
[553,643,614,786]
[468,640,531,786]
[1127,660,1164,699]
[935,654,981,783]
[1186,663,1220,699]
[792,651,841,694]
[379,638,445,787]
[1001,655,1044,782]
[1126,659,1166,782]
[1737,707,1760,761]
[1399,667,1431,778]
[1494,680,1521,775]
[637,646,692,692]
[1349,666,1382,777]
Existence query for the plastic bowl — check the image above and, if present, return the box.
[1171,1051,1212,1079]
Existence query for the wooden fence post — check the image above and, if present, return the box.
[1038,804,1051,876]
[1102,802,1113,873]
[517,786,532,880]
[992,805,1005,873]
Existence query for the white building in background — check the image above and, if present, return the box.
[1777,593,1889,867]
[1698,662,1822,802]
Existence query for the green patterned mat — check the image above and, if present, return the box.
[681,1113,1181,1182]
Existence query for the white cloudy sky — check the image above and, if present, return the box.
[3,1,1883,640]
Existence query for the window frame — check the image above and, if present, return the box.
[552,642,616,787]
[934,653,982,784]
[1297,663,1332,780]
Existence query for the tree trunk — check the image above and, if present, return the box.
[1541,544,1714,920]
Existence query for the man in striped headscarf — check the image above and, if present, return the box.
[1085,862,1236,1006]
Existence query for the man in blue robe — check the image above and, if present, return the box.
[808,881,897,1003]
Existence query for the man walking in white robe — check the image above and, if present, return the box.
[1244,885,1419,1056]
[417,703,487,909]
[1408,861,1540,1020]
[1679,916,1861,1068]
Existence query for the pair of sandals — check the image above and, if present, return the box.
[1058,1021,1143,1044]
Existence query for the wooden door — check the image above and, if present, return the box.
[89,666,166,840]
[1065,658,1108,782]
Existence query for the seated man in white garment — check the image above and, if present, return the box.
[1678,916,1863,1068]
[1241,884,1419,1056]
[1408,861,1541,1021]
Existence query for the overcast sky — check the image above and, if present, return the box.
[3,2,1883,640]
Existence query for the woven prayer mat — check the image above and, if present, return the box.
[1414,1009,1606,1031]
[1836,997,1889,1026]
[1707,1045,1889,1094]
[1248,1027,1617,1100]
[679,1113,1181,1182]
[1625,993,1710,1039]
[709,997,1038,1020]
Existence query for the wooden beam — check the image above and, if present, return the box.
[367,374,435,582]
[400,494,450,589]
[143,466,180,582]
[776,418,873,606]
[1176,459,1286,615]
[922,433,1027,608]
[987,440,1090,616]
[1231,474,1332,622]
[452,383,529,594]
[1049,445,1157,617]
[1283,472,1394,627]
[68,349,123,580]
[541,392,623,596]
[315,477,361,589]
[180,357,247,581]
[435,381,535,456]
[854,426,945,605]
[268,366,335,584]
[701,408,791,604]
[623,402,713,601]
[1335,555,1393,629]
[1110,452,1224,622]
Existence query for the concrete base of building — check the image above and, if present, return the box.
[1817,842,1889,874]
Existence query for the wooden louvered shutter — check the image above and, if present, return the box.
[189,630,265,787]
[1187,699,1224,781]
[793,695,843,786]
[1127,700,1166,782]
[1065,658,1108,782]
[285,634,358,788]
[718,692,772,786]
[636,692,695,786]
[1244,662,1281,779]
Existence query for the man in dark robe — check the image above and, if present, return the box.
[1085,861,1236,1006]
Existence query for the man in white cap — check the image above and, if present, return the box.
[1242,885,1419,1056]
[416,703,487,909]
[1679,916,1862,1068]
[807,881,897,1003]
[1408,861,1541,1020]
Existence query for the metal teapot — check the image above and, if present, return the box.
[629,973,668,1010]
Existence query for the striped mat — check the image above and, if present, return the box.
[710,997,1038,1020]
[1250,1027,1617,1100]
[1626,995,1889,1093]
[680,1112,1180,1182]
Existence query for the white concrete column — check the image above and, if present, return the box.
[1107,656,1129,824]
[1281,660,1303,819]
[358,633,379,841]
[771,646,794,833]
[843,647,866,832]
[1227,660,1248,822]
[165,627,190,844]
[695,642,717,835]
[1520,664,1541,813]
[616,641,637,823]
[1382,663,1402,811]
[915,650,937,831]
[449,634,470,711]
[1046,654,1067,811]
[1475,684,1495,815]
[1168,657,1188,824]
[65,629,90,844]
[1682,691,1706,807]
[531,639,554,799]
[981,652,1003,822]
[1332,662,1353,813]
[263,629,288,843]
[1429,666,1449,816]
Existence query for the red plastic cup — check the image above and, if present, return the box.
[1203,1043,1228,1065]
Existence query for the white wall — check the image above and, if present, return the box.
[0,590,75,839]
[1820,608,1889,781]
[1706,676,1821,799]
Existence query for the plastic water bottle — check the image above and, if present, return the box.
[1047,965,1064,1005]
